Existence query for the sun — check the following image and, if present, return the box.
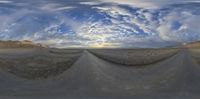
[89,43,107,48]
[89,42,120,48]
[94,43,107,48]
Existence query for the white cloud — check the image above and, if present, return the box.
[0,9,34,35]
[75,6,157,47]
[54,6,76,11]
[93,5,157,35]
[79,1,102,5]
[98,0,200,9]
[39,3,60,11]
[183,0,200,3]
[93,6,132,17]
[92,2,200,45]
[98,0,160,9]
[39,3,75,12]
[157,10,200,42]
[0,0,13,4]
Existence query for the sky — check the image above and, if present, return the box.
[0,0,200,48]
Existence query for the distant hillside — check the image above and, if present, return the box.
[183,41,200,48]
[0,40,48,48]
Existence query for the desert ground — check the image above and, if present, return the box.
[0,47,200,99]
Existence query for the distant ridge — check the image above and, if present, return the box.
[183,41,200,48]
[0,40,48,48]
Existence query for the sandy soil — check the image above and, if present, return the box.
[0,48,199,99]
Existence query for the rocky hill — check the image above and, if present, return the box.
[0,40,48,48]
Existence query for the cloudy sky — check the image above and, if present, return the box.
[0,0,200,48]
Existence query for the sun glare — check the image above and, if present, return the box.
[89,42,120,48]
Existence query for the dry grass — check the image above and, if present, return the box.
[188,48,200,65]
